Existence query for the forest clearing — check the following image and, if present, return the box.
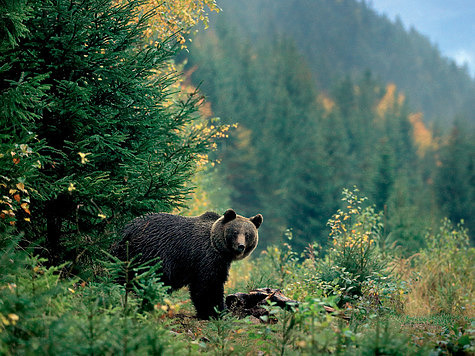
[1,193,473,354]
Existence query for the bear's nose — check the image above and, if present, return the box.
[237,244,245,253]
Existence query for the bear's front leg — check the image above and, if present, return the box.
[189,281,225,320]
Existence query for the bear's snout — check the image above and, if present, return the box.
[231,233,247,256]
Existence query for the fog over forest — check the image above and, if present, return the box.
[183,0,475,249]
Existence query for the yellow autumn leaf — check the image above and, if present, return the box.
[2,209,15,217]
[8,314,19,322]
[16,182,27,192]
[98,213,106,219]
[1,315,10,326]
[21,203,30,215]
[78,152,91,164]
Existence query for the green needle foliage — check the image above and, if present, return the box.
[1,0,218,268]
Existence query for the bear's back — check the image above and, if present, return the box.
[113,212,222,287]
[122,212,219,251]
[123,211,218,237]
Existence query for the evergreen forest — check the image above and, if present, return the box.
[1,0,474,354]
[184,0,475,250]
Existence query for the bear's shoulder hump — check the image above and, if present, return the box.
[197,211,221,222]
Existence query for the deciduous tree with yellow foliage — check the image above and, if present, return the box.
[133,0,219,46]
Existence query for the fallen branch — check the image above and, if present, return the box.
[225,288,349,322]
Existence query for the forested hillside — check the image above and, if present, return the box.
[205,0,475,124]
[184,1,475,250]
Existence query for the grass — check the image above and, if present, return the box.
[138,257,474,355]
[1,247,473,355]
[1,203,473,355]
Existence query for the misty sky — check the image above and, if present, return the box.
[369,0,475,77]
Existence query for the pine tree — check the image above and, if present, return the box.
[1,0,216,266]
[1,0,47,235]
[285,129,336,250]
[0,0,30,48]
[434,120,475,240]
[371,138,396,211]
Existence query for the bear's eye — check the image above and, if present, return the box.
[227,233,237,243]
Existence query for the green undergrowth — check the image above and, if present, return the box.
[1,190,474,355]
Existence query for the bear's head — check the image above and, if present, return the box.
[211,209,263,260]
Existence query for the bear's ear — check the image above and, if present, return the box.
[223,209,237,223]
[250,214,263,229]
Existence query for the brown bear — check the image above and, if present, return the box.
[112,209,263,319]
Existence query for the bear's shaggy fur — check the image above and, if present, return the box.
[112,209,263,319]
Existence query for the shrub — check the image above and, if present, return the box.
[315,188,394,307]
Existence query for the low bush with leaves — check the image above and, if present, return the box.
[305,188,403,312]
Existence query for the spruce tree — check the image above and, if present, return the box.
[1,0,216,266]
[1,0,47,237]
[435,121,475,240]
[371,139,396,211]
